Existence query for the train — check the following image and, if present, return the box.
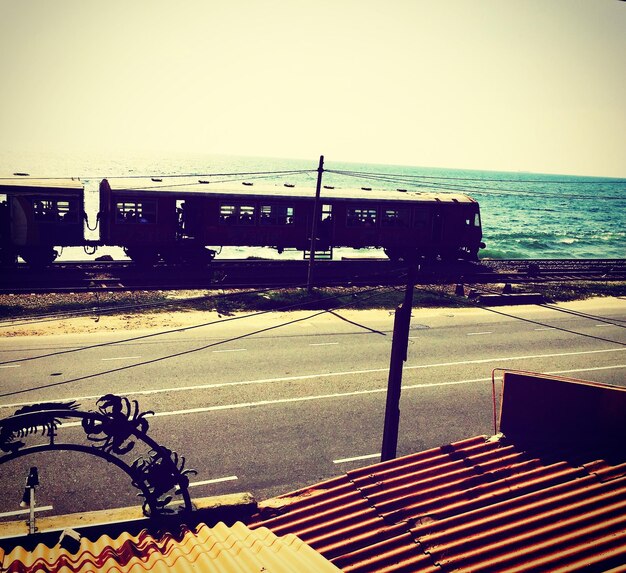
[0,176,485,266]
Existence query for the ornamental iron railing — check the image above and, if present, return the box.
[0,394,196,517]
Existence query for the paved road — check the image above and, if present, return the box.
[0,298,624,521]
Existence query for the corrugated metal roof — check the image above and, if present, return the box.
[0,521,341,572]
[251,374,626,572]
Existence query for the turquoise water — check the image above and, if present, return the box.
[2,151,624,260]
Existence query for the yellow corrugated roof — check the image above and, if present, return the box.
[1,521,341,572]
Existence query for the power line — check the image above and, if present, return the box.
[327,169,626,185]
[326,170,625,201]
[463,284,626,328]
[0,169,315,182]
[0,287,282,329]
[0,283,396,399]
[414,285,626,346]
[0,267,407,366]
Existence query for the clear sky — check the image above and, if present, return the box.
[1,0,624,176]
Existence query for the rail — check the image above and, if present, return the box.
[0,258,624,294]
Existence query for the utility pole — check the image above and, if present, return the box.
[306,155,324,294]
[381,264,417,461]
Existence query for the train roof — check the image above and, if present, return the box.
[104,178,477,204]
[0,177,84,193]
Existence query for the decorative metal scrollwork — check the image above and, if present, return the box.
[0,395,196,516]
[82,394,153,455]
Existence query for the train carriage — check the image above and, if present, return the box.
[99,179,484,263]
[0,178,85,265]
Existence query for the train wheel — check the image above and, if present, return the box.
[20,247,58,267]
[384,248,420,264]
[124,247,160,266]
[441,249,461,263]
[384,248,403,262]
[160,246,215,265]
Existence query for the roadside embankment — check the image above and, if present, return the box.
[0,282,624,338]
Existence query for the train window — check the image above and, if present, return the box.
[115,200,157,224]
[465,211,481,227]
[347,207,377,227]
[32,198,79,222]
[239,205,256,225]
[219,204,257,225]
[260,205,294,225]
[219,204,236,224]
[33,199,55,221]
[381,208,408,227]
[56,200,78,223]
[413,209,428,229]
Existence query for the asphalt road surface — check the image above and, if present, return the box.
[0,297,624,521]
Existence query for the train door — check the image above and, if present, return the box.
[176,199,186,239]
[318,203,333,247]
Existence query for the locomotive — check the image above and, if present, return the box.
[0,176,485,265]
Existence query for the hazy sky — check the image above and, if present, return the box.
[1,0,624,176]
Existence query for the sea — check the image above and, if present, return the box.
[1,150,624,261]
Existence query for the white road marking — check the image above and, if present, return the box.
[309,342,339,346]
[595,324,614,328]
[467,332,493,336]
[0,505,53,518]
[0,364,21,369]
[1,348,624,412]
[38,363,626,428]
[212,349,247,353]
[534,327,555,331]
[101,356,142,361]
[145,364,626,419]
[188,476,238,487]
[334,453,380,464]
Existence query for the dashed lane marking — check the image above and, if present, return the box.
[2,348,624,411]
[188,476,238,487]
[309,342,340,346]
[32,363,626,428]
[467,332,493,336]
[101,356,142,361]
[334,453,380,464]
[212,349,247,353]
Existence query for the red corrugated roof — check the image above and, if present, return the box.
[250,373,626,572]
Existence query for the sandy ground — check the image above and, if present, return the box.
[0,296,623,339]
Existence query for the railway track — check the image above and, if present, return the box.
[0,258,624,294]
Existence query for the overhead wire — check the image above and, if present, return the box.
[0,264,408,366]
[0,281,400,399]
[326,168,626,184]
[412,285,626,347]
[0,286,283,328]
[326,170,625,201]
[460,283,626,328]
[0,169,316,182]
